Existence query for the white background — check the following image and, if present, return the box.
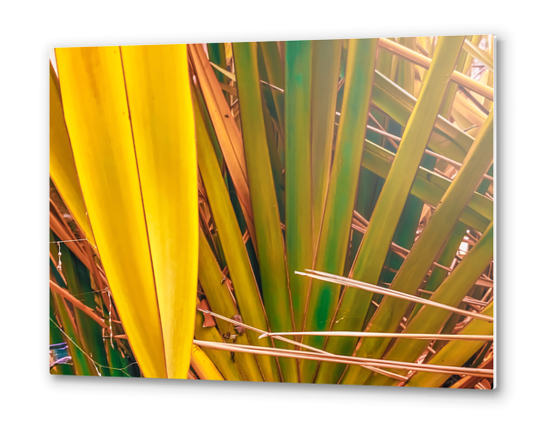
[1,1,540,422]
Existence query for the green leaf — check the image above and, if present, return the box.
[406,302,494,388]
[301,38,378,383]
[189,44,258,252]
[49,278,96,376]
[367,221,493,386]
[410,222,468,318]
[51,233,111,376]
[315,36,466,385]
[233,42,298,382]
[49,292,75,376]
[207,43,228,84]
[194,85,281,382]
[310,39,342,248]
[342,109,493,386]
[198,227,264,382]
[284,40,314,337]
[372,71,473,161]
[259,41,285,137]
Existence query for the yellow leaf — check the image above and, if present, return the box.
[49,64,95,247]
[191,344,224,381]
[121,44,198,379]
[56,45,199,379]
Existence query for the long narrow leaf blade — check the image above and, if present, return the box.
[198,227,264,381]
[367,222,493,386]
[233,42,298,382]
[191,344,225,381]
[284,40,314,336]
[194,88,280,382]
[342,110,493,386]
[406,302,494,388]
[302,38,378,383]
[310,40,342,244]
[49,64,95,247]
[120,44,199,379]
[320,36,466,384]
[55,47,167,378]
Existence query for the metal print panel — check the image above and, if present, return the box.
[49,35,495,388]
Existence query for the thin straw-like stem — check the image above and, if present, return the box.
[259,331,493,341]
[194,340,493,378]
[297,270,493,322]
[197,308,406,380]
